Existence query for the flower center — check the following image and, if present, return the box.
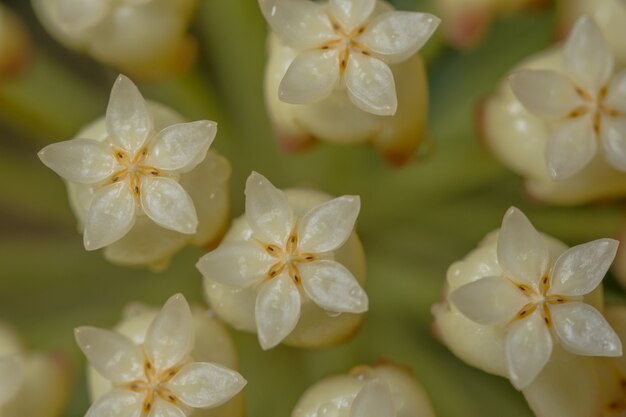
[513,275,575,326]
[567,84,622,136]
[319,16,371,73]
[108,147,161,200]
[262,232,317,284]
[127,359,181,413]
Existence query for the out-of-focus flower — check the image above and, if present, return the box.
[0,4,31,77]
[76,294,246,417]
[199,172,367,350]
[39,74,230,270]
[31,0,197,79]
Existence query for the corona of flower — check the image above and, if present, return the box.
[198,172,368,350]
[75,294,246,417]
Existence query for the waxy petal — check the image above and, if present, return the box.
[0,356,22,404]
[168,362,246,408]
[196,241,274,288]
[106,75,153,153]
[279,49,340,105]
[505,312,553,390]
[497,207,549,288]
[329,0,375,32]
[55,0,109,32]
[144,121,217,173]
[605,69,626,113]
[255,273,301,350]
[85,390,143,417]
[549,238,618,296]
[359,11,440,64]
[74,327,144,384]
[350,379,396,417]
[564,16,613,92]
[297,195,360,253]
[38,139,116,184]
[508,70,581,119]
[300,260,368,313]
[546,116,596,180]
[140,177,198,234]
[345,53,397,116]
[601,116,626,171]
[245,172,294,246]
[551,302,622,357]
[149,398,186,417]
[448,276,528,325]
[84,181,136,251]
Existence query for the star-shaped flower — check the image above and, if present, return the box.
[259,0,439,116]
[39,74,217,251]
[197,172,368,350]
[449,207,622,389]
[75,294,246,417]
[509,16,626,180]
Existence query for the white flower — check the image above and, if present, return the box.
[259,0,439,116]
[75,294,246,417]
[448,207,622,389]
[509,16,626,180]
[198,172,368,350]
[39,74,218,252]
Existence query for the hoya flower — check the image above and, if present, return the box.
[76,294,246,417]
[198,172,368,350]
[447,207,621,389]
[292,363,435,417]
[39,75,230,269]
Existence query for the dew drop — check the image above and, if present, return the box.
[349,287,360,297]
[326,311,341,318]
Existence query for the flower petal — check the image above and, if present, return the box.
[350,379,395,417]
[255,273,301,350]
[278,49,340,105]
[140,177,198,234]
[297,195,360,253]
[551,302,622,357]
[448,276,528,325]
[329,0,375,32]
[497,207,549,288]
[345,53,397,116]
[258,0,336,48]
[505,312,553,390]
[300,260,368,313]
[196,242,274,288]
[106,75,153,153]
[359,11,440,64]
[84,181,136,251]
[564,16,613,92]
[601,116,626,171]
[549,238,618,296]
[168,362,246,408]
[144,294,194,373]
[74,326,144,384]
[0,356,22,404]
[245,172,294,246]
[148,398,186,417]
[508,70,581,119]
[144,121,217,173]
[38,139,116,184]
[55,0,109,32]
[605,69,626,113]
[546,116,596,180]
[85,389,143,417]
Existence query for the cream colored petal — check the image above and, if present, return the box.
[329,0,375,32]
[546,116,597,180]
[168,362,246,408]
[84,181,136,251]
[564,16,613,92]
[55,0,108,32]
[497,207,549,288]
[38,139,116,184]
[144,121,216,173]
[106,75,153,153]
[549,238,618,296]
[605,69,626,113]
[86,389,143,417]
[196,242,274,288]
[297,195,360,253]
[505,312,553,390]
[148,398,186,417]
[0,355,21,404]
[300,260,368,314]
[601,116,626,171]
[350,379,395,417]
[144,294,194,373]
[140,177,198,234]
[258,0,336,48]
[359,11,440,64]
[551,302,622,357]
[448,276,528,325]
[245,172,294,246]
[255,273,301,350]
[508,70,581,119]
[345,53,397,116]
[279,49,340,105]
[74,326,144,384]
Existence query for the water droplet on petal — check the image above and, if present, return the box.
[326,310,341,318]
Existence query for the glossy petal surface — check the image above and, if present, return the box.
[279,49,340,105]
[168,362,246,408]
[508,70,581,119]
[38,139,115,184]
[196,242,274,288]
[300,260,368,313]
[329,0,375,32]
[140,177,198,234]
[345,53,397,116]
[350,379,396,417]
[255,273,301,350]
[546,117,596,180]
[84,182,136,250]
